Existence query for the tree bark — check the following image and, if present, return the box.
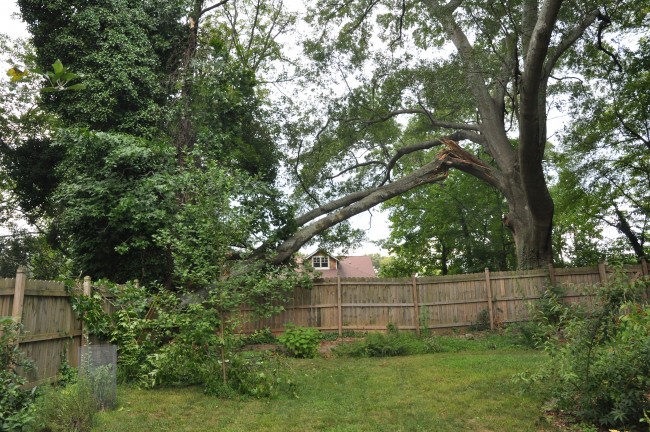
[614,208,646,261]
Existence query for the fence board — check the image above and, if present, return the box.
[3,263,648,386]
[0,273,114,388]
[244,264,647,334]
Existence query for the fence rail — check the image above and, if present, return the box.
[241,262,649,335]
[1,268,81,387]
[1,262,648,386]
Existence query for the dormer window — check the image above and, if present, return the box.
[312,256,329,269]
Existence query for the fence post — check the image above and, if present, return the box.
[598,262,608,284]
[337,276,342,337]
[484,268,495,331]
[547,263,557,286]
[12,266,27,327]
[411,275,420,336]
[81,276,92,347]
[642,259,648,276]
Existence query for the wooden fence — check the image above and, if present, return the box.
[0,269,104,387]
[241,261,649,335]
[1,262,648,386]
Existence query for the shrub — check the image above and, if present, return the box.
[239,328,276,345]
[334,332,442,357]
[142,342,207,388]
[518,270,650,430]
[277,324,322,358]
[1,317,36,432]
[204,351,294,399]
[469,308,491,331]
[29,381,97,432]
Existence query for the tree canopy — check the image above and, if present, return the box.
[1,0,648,283]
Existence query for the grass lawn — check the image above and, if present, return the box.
[93,343,557,431]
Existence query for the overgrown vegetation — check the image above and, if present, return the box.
[69,272,309,398]
[332,325,521,358]
[29,381,98,432]
[277,324,322,358]
[204,351,295,399]
[0,317,35,432]
[517,269,650,430]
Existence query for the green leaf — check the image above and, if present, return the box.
[62,72,78,81]
[65,83,87,91]
[52,59,64,75]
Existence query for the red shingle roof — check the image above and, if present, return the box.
[317,255,377,278]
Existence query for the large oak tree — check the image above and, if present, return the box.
[265,0,645,269]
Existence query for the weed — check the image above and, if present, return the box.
[29,381,98,432]
[333,332,441,357]
[277,324,322,358]
[204,351,295,399]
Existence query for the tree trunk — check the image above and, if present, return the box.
[440,240,449,275]
[614,207,646,261]
[502,182,554,269]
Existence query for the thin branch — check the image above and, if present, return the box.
[614,108,650,151]
[199,0,231,18]
[360,108,481,131]
[595,12,622,72]
[544,8,602,77]
[389,0,407,47]
[247,0,262,53]
[323,160,388,181]
[294,139,322,206]
[347,0,382,34]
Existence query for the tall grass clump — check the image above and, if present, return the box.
[333,325,443,357]
[29,380,98,432]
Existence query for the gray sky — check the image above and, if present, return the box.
[1,2,28,39]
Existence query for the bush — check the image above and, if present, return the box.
[204,351,294,399]
[516,284,584,348]
[518,270,650,430]
[239,328,276,345]
[277,324,322,358]
[333,332,442,358]
[1,317,36,432]
[469,308,491,331]
[29,381,98,432]
[142,342,208,388]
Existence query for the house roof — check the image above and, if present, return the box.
[316,255,377,278]
[305,249,339,262]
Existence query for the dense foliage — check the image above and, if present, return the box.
[17,0,185,136]
[553,35,650,264]
[0,318,35,432]
[4,0,290,285]
[70,267,309,396]
[518,270,650,429]
[52,130,177,283]
[381,171,515,275]
[277,324,322,358]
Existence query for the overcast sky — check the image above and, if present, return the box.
[1,2,28,39]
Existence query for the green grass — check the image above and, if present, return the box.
[93,344,556,431]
